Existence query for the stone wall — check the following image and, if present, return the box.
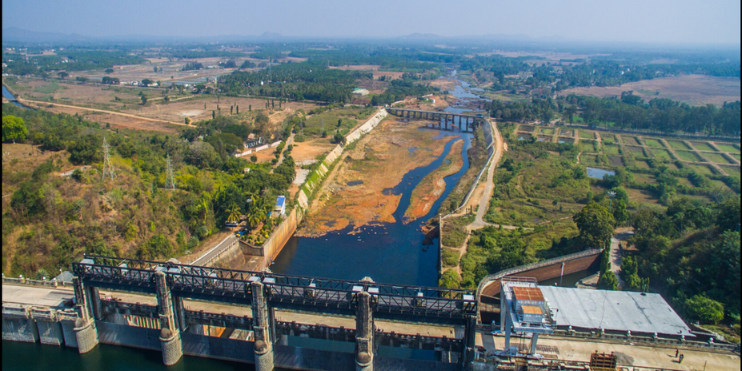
[96,321,162,351]
[258,207,304,271]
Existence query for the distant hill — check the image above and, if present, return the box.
[2,27,89,43]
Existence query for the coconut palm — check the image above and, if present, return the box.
[226,203,241,224]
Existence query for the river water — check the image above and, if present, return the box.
[272,130,473,287]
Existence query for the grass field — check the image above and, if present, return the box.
[676,150,704,162]
[701,152,734,164]
[578,130,595,139]
[687,164,714,175]
[625,136,643,145]
[601,134,617,144]
[626,146,645,156]
[33,81,64,94]
[689,141,716,152]
[603,145,620,156]
[540,128,555,135]
[716,143,740,153]
[643,138,665,148]
[634,160,651,168]
[732,153,741,161]
[666,140,692,150]
[519,125,536,132]
[577,141,598,153]
[652,148,674,161]
[580,154,600,166]
[607,156,623,166]
[633,173,655,184]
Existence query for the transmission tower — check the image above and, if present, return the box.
[101,137,116,181]
[165,154,177,189]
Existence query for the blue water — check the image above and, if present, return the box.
[272,130,473,286]
[586,167,616,179]
[347,180,364,186]
[2,85,26,109]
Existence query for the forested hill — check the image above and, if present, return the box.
[2,103,295,279]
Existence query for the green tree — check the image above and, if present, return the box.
[439,270,461,289]
[597,270,619,290]
[226,203,241,224]
[685,295,724,324]
[2,115,28,143]
[573,201,615,249]
[57,71,68,80]
[140,95,147,105]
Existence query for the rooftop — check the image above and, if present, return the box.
[521,305,543,315]
[539,286,694,337]
[512,286,545,302]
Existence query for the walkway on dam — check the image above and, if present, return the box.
[2,283,460,338]
[478,332,740,370]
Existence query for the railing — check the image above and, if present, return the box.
[73,255,477,319]
[2,276,68,288]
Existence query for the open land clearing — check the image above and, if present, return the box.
[561,74,741,107]
[297,118,464,237]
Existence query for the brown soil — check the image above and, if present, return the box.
[561,74,740,107]
[404,139,464,220]
[372,71,404,80]
[297,118,454,236]
[291,139,337,163]
[429,78,458,91]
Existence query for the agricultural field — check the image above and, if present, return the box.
[676,150,704,162]
[626,146,646,156]
[601,134,617,144]
[666,140,692,150]
[689,141,716,152]
[539,128,555,135]
[651,148,674,161]
[603,144,620,156]
[578,130,595,139]
[643,138,665,148]
[686,164,715,175]
[701,152,735,164]
[715,143,740,153]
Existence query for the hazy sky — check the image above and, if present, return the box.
[2,0,740,45]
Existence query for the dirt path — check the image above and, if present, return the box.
[17,97,187,127]
[576,151,582,164]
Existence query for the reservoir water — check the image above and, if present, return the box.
[272,130,473,287]
[586,167,616,180]
[2,85,27,109]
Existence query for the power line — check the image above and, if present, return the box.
[101,137,116,181]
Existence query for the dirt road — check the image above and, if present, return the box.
[17,97,187,127]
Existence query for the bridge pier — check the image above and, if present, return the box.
[463,315,476,370]
[252,281,274,371]
[355,291,374,371]
[155,271,183,366]
[72,276,98,354]
[173,296,187,332]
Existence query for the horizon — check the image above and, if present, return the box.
[2,0,740,46]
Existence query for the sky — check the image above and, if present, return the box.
[2,0,740,45]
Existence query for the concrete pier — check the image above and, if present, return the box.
[252,281,274,371]
[355,291,374,371]
[155,271,183,366]
[72,276,99,353]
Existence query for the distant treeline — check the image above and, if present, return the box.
[2,50,145,75]
[219,61,370,103]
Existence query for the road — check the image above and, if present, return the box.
[2,283,461,338]
[17,97,187,127]
[190,233,239,266]
[479,332,740,371]
[470,118,507,229]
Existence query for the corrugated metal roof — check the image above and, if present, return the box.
[521,305,543,315]
[539,286,693,337]
[512,286,545,302]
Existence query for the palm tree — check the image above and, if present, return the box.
[226,203,241,225]
[247,208,265,229]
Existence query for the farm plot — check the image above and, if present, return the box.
[580,154,601,166]
[676,150,704,162]
[732,153,741,161]
[689,141,716,152]
[603,145,620,156]
[557,137,574,144]
[624,136,643,145]
[651,148,674,161]
[601,134,618,144]
[700,152,735,164]
[715,143,740,153]
[607,156,624,167]
[578,130,596,139]
[626,146,646,157]
[540,128,555,135]
[666,140,692,150]
[686,164,715,175]
[643,138,665,148]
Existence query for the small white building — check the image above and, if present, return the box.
[352,88,369,96]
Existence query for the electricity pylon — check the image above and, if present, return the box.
[165,154,177,189]
[101,137,116,181]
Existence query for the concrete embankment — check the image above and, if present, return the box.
[207,109,388,272]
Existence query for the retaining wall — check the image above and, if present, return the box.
[477,249,602,300]
[96,320,162,350]
[259,207,304,271]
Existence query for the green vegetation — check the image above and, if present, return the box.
[716,143,740,153]
[666,140,692,150]
[689,141,716,151]
[626,196,740,325]
[1,103,295,278]
[220,61,370,103]
[2,115,28,143]
[643,138,664,148]
[701,152,733,164]
[676,150,704,162]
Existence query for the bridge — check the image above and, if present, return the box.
[50,255,478,370]
[386,108,485,133]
